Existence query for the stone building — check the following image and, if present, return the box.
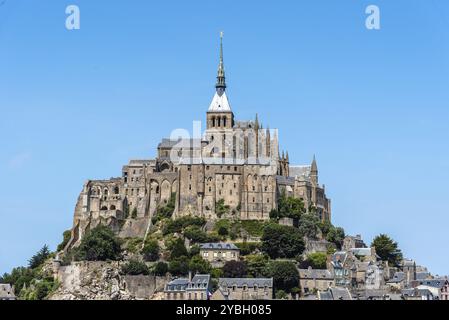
[0,284,16,300]
[212,278,273,300]
[164,274,211,301]
[299,267,334,295]
[199,243,240,267]
[65,35,331,249]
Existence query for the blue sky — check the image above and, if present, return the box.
[1,0,448,276]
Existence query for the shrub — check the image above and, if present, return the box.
[222,261,248,278]
[163,216,206,235]
[245,254,270,278]
[74,226,122,261]
[131,207,138,219]
[153,193,176,223]
[183,226,209,243]
[302,252,327,269]
[275,290,288,300]
[261,223,304,259]
[215,199,230,218]
[169,238,188,260]
[211,268,224,279]
[153,262,168,276]
[235,242,261,256]
[189,256,212,274]
[57,230,72,252]
[121,259,150,275]
[142,240,160,262]
[169,256,189,276]
[264,261,299,293]
[189,245,200,257]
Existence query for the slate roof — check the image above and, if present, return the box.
[319,287,352,300]
[418,279,449,289]
[187,275,210,291]
[219,278,273,288]
[388,272,405,283]
[158,138,202,149]
[402,288,434,298]
[276,175,295,186]
[350,248,373,257]
[200,243,239,251]
[299,269,333,280]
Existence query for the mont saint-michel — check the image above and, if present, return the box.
[1,36,447,302]
[66,34,331,250]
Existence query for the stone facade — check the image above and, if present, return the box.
[212,278,273,300]
[199,243,240,267]
[65,36,331,249]
[164,274,211,300]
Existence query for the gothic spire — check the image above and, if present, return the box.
[311,154,318,173]
[216,31,226,95]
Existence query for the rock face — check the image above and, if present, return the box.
[49,261,166,300]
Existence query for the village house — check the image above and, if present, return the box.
[298,267,334,295]
[411,279,449,300]
[199,243,240,267]
[318,287,352,300]
[164,274,211,300]
[212,278,273,300]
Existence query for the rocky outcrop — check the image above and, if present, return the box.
[49,261,166,300]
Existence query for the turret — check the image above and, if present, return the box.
[311,155,318,185]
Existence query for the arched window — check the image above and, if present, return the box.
[217,117,221,127]
[114,186,119,194]
[100,206,108,211]
[110,205,116,210]
[104,188,109,196]
[212,117,216,127]
[223,116,227,127]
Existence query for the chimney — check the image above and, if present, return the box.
[189,271,192,282]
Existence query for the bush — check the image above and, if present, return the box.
[169,256,189,276]
[142,240,160,262]
[153,262,168,276]
[169,238,188,260]
[131,207,138,219]
[189,256,212,274]
[211,268,224,279]
[121,259,150,275]
[74,226,122,261]
[153,193,176,223]
[261,223,304,259]
[189,245,200,257]
[163,216,206,235]
[222,261,248,278]
[215,199,230,218]
[245,254,270,278]
[264,261,299,293]
[235,242,261,256]
[183,226,209,243]
[302,252,327,269]
[275,290,288,300]
[57,230,72,252]
[239,220,266,237]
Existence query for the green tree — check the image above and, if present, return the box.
[121,259,150,275]
[272,191,306,220]
[189,256,212,274]
[183,226,209,243]
[169,256,189,276]
[74,226,122,261]
[142,240,160,262]
[246,254,269,278]
[304,252,327,269]
[28,245,51,269]
[169,238,188,260]
[297,214,321,240]
[326,226,345,249]
[371,234,403,266]
[261,224,304,259]
[275,290,288,300]
[57,230,72,252]
[264,261,299,293]
[153,262,168,276]
[222,261,248,278]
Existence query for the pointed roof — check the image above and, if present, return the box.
[208,91,232,112]
[311,155,318,172]
[216,31,226,92]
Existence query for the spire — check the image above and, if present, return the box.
[286,151,289,162]
[215,31,226,95]
[255,113,259,130]
[311,155,318,172]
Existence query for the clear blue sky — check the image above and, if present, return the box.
[1,0,448,276]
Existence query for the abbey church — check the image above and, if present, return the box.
[67,36,331,247]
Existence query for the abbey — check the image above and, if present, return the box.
[66,35,331,248]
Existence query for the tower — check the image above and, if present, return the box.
[207,32,234,130]
[311,155,318,185]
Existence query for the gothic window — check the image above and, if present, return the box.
[189,184,192,190]
[212,117,215,127]
[223,117,227,127]
[114,186,119,194]
[100,206,108,211]
[110,205,116,210]
[217,117,221,127]
[104,188,109,196]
